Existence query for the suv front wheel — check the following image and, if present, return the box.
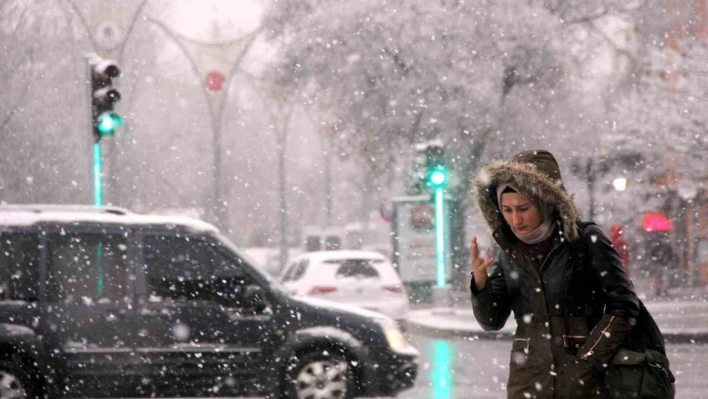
[0,360,36,399]
[286,351,354,399]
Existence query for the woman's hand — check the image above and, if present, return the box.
[471,236,494,291]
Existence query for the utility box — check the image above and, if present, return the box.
[391,195,452,304]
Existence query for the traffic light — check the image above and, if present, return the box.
[424,143,447,189]
[427,166,447,189]
[88,54,122,141]
[410,141,448,194]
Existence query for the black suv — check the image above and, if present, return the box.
[0,205,418,398]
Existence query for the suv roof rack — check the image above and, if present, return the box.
[0,204,134,216]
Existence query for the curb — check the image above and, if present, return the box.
[403,320,513,340]
[404,307,708,344]
[663,332,708,344]
[405,320,708,344]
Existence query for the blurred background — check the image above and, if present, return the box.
[1,0,707,297]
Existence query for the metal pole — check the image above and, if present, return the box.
[586,159,595,221]
[212,120,225,228]
[435,187,446,288]
[324,133,333,226]
[93,142,103,206]
[86,55,98,206]
[432,186,452,313]
[278,138,288,270]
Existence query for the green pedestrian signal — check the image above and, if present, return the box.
[96,112,123,135]
[427,166,447,188]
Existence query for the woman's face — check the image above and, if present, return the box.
[500,192,543,235]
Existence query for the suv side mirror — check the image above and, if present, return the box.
[243,284,266,312]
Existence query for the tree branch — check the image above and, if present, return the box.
[585,21,638,64]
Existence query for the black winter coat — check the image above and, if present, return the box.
[470,150,641,399]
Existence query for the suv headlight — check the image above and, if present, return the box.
[385,328,407,350]
[377,318,418,355]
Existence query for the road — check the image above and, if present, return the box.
[77,329,708,399]
[397,331,708,399]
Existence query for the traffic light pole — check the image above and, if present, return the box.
[93,141,103,206]
[427,162,453,313]
[435,186,446,288]
[87,53,121,208]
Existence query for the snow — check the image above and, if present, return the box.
[3,1,708,397]
[292,250,388,263]
[407,298,708,340]
[0,206,218,233]
[296,326,363,349]
[408,308,517,336]
[0,323,34,337]
[293,295,391,322]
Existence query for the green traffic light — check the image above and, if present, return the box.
[428,167,447,188]
[96,112,123,135]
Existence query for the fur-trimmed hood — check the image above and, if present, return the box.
[472,149,580,243]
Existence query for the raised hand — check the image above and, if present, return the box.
[471,236,494,290]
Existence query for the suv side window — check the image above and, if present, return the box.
[143,234,210,301]
[0,232,40,300]
[205,244,258,306]
[47,232,129,303]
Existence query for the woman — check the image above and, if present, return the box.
[470,150,641,399]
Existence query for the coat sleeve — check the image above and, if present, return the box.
[469,248,512,331]
[576,225,641,370]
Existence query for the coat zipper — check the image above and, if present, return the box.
[539,241,563,275]
[580,315,615,360]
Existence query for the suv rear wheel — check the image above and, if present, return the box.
[286,351,354,399]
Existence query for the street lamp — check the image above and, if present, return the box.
[613,177,628,192]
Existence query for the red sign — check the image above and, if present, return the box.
[206,71,225,91]
[642,212,672,232]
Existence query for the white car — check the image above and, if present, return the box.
[280,250,410,322]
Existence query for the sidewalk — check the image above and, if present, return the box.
[405,285,708,343]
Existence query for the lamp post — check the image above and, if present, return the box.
[236,73,295,271]
[319,124,334,226]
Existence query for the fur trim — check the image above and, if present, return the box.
[472,159,580,242]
